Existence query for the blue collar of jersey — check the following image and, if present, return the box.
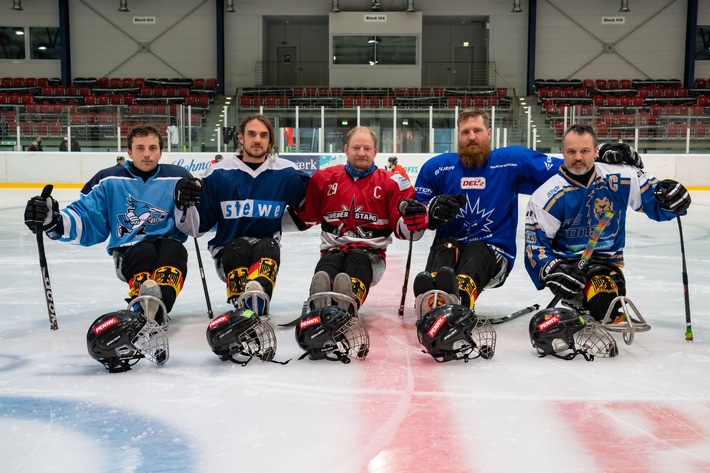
[345,162,376,179]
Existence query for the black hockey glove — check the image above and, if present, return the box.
[653,179,691,214]
[24,195,61,235]
[595,143,644,169]
[174,177,202,211]
[540,259,587,299]
[398,199,428,232]
[427,194,466,229]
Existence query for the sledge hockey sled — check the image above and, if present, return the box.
[233,289,271,320]
[414,289,461,320]
[599,296,651,346]
[302,291,359,318]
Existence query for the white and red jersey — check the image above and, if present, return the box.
[296,165,416,256]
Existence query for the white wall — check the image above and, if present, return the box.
[1,0,707,95]
[1,152,708,190]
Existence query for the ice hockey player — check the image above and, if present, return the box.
[412,108,561,314]
[524,123,691,327]
[24,125,192,327]
[173,113,310,315]
[292,126,428,314]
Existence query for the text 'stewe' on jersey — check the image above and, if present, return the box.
[177,155,310,256]
[524,162,678,290]
[54,162,192,254]
[295,165,417,257]
[415,146,561,269]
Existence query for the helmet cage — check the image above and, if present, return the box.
[88,311,168,373]
[574,322,618,359]
[208,309,277,365]
[296,307,369,363]
[417,304,492,363]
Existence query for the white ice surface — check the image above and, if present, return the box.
[2,188,710,473]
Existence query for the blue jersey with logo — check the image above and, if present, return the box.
[415,146,561,269]
[184,154,310,255]
[55,161,192,254]
[524,162,677,289]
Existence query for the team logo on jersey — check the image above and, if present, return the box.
[116,196,169,238]
[328,197,377,237]
[456,196,495,236]
[460,177,486,189]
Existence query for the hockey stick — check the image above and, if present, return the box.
[36,184,59,330]
[398,232,414,317]
[547,210,615,310]
[489,304,540,324]
[194,237,214,319]
[189,214,213,319]
[676,214,693,342]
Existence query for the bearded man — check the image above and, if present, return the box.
[412,108,563,310]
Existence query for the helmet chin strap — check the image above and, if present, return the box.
[548,349,595,361]
[299,348,351,364]
[228,351,290,366]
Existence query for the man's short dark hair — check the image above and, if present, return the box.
[127,125,164,151]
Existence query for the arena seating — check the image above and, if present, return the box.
[536,78,710,140]
[0,77,216,142]
[236,86,512,111]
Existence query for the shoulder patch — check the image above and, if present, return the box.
[391,173,412,191]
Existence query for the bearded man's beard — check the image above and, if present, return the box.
[458,140,491,169]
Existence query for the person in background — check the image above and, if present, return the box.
[116,156,126,166]
[387,156,411,182]
[27,136,42,151]
[59,134,81,152]
[524,123,691,322]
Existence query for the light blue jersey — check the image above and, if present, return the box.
[53,162,192,254]
[524,162,677,289]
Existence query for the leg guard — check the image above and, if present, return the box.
[584,274,620,322]
[248,257,279,297]
[247,238,281,297]
[226,267,248,302]
[413,271,435,296]
[127,272,152,298]
[344,249,373,290]
[152,239,188,313]
[425,237,461,273]
[120,241,158,297]
[222,238,252,301]
[457,274,479,309]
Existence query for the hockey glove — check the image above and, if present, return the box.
[398,199,428,232]
[427,194,466,229]
[653,179,691,214]
[595,143,644,169]
[174,177,202,211]
[24,195,61,235]
[540,259,587,299]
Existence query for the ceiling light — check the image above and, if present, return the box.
[118,0,129,12]
[511,0,522,13]
[619,0,630,12]
[226,0,235,13]
[12,0,23,10]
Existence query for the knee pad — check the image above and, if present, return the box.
[457,241,500,288]
[120,241,158,281]
[425,237,461,272]
[345,249,374,288]
[221,238,253,272]
[251,237,281,265]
